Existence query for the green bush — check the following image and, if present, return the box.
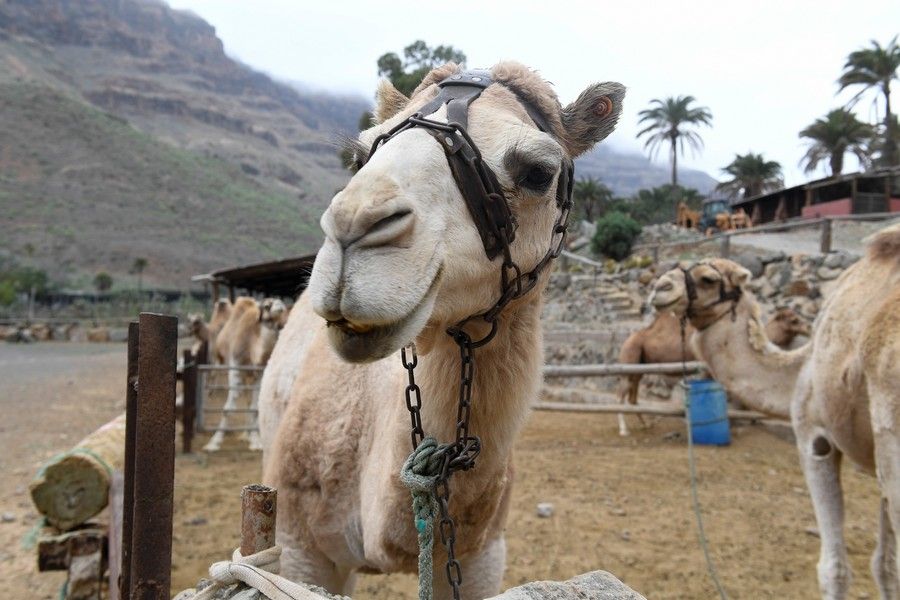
[591,211,642,261]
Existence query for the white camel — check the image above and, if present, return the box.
[204,296,286,452]
[649,229,900,599]
[258,61,625,598]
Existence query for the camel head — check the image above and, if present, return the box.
[649,259,752,328]
[308,61,625,362]
[770,307,811,341]
[186,313,205,338]
[258,298,287,330]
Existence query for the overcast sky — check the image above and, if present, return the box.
[168,0,898,187]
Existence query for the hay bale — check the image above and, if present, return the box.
[86,327,110,342]
[30,414,126,530]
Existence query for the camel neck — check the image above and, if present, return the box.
[416,295,544,469]
[693,297,808,419]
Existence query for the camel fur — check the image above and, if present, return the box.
[649,224,900,599]
[258,61,625,599]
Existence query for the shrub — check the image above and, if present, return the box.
[591,211,642,261]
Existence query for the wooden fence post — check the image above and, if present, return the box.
[719,234,731,259]
[820,218,833,254]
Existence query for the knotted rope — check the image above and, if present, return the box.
[399,437,451,600]
[173,546,348,600]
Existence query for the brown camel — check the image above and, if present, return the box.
[258,61,625,598]
[187,298,232,360]
[616,306,810,435]
[649,224,900,599]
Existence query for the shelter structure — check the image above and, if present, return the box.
[192,255,316,302]
[732,168,900,225]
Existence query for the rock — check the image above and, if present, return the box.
[610,507,627,517]
[620,530,631,542]
[766,262,792,288]
[1,513,15,523]
[487,570,646,600]
[823,252,845,269]
[760,251,786,265]
[785,279,811,297]
[185,516,208,526]
[805,526,820,538]
[816,266,843,281]
[735,255,764,278]
[758,279,778,299]
[637,269,654,286]
[30,323,52,341]
[536,503,554,518]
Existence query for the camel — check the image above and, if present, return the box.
[203,296,287,452]
[648,225,900,599]
[187,298,232,360]
[257,61,625,598]
[675,201,700,229]
[730,207,753,229]
[615,306,810,436]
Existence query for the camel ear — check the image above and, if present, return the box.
[374,79,409,124]
[560,82,626,158]
[728,265,752,288]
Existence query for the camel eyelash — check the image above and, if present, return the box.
[338,137,370,171]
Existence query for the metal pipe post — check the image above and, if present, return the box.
[240,484,277,556]
[119,322,139,600]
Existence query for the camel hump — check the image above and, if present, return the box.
[866,222,900,263]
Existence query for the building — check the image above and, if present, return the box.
[731,168,900,225]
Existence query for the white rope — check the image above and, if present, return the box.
[173,546,345,600]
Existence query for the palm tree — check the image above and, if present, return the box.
[572,177,613,222]
[637,96,713,187]
[716,153,783,199]
[838,36,900,166]
[130,257,148,293]
[799,109,873,176]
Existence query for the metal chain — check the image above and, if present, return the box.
[402,345,425,450]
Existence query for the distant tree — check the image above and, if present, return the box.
[623,184,698,225]
[799,109,873,176]
[637,96,713,187]
[716,153,783,199]
[130,258,148,293]
[591,211,642,261]
[377,40,467,96]
[93,271,113,293]
[838,35,900,167]
[572,177,614,222]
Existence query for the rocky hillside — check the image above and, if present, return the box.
[0,0,367,287]
[576,145,718,196]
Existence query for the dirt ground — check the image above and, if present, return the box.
[0,342,884,599]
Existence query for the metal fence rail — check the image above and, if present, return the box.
[195,364,264,433]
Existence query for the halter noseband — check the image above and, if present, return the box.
[364,69,573,261]
[679,263,743,326]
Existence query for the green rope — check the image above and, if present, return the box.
[399,437,450,600]
[682,380,729,600]
[35,447,114,480]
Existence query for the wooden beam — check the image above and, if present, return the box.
[533,401,771,421]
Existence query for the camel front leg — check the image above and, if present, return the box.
[433,535,506,600]
[798,427,850,599]
[617,375,641,437]
[203,364,240,452]
[872,495,898,600]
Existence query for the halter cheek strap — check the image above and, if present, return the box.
[680,263,743,329]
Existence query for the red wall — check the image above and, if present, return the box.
[802,198,852,218]
[891,198,900,213]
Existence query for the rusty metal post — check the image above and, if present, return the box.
[120,322,139,600]
[129,313,177,600]
[240,485,277,556]
[820,218,833,254]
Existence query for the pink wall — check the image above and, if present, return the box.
[891,198,900,213]
[802,198,852,218]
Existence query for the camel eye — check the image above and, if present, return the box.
[518,165,554,192]
[700,275,718,285]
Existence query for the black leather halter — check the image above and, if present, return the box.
[364,69,573,261]
[680,262,743,322]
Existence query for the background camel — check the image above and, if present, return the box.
[258,62,624,598]
[204,296,286,452]
[615,306,809,435]
[676,202,700,229]
[187,297,232,359]
[649,226,900,599]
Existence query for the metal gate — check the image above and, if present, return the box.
[195,364,265,433]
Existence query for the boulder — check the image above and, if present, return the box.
[816,266,843,281]
[637,269,654,286]
[735,254,764,278]
[765,262,792,288]
[488,571,645,600]
[823,252,845,269]
[785,279,812,297]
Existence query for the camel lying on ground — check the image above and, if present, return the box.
[203,296,287,452]
[648,226,900,599]
[615,306,810,435]
[258,61,625,598]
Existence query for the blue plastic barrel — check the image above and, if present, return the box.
[687,379,730,445]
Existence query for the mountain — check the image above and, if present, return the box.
[0,0,368,287]
[576,145,719,196]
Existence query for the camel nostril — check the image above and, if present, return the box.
[368,209,412,235]
[355,208,415,248]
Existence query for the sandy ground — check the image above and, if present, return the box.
[0,342,885,599]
